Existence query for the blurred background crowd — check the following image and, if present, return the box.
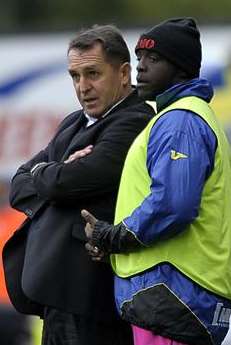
[1,1,231,344]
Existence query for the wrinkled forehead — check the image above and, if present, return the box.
[68,46,106,69]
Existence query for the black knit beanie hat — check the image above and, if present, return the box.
[135,17,202,77]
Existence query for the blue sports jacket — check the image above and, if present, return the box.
[115,78,231,345]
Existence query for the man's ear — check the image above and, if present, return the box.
[120,62,131,86]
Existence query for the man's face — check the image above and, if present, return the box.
[136,49,179,101]
[68,43,129,118]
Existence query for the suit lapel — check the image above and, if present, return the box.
[53,111,87,161]
[61,115,89,161]
[56,91,137,161]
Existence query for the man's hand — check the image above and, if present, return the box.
[85,242,105,261]
[64,145,93,163]
[81,209,105,261]
[81,209,97,238]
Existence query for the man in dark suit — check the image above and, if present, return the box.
[3,25,154,345]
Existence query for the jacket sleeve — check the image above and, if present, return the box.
[9,148,49,218]
[30,113,151,204]
[9,113,77,218]
[90,220,141,253]
[123,110,217,246]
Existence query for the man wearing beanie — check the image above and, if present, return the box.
[82,18,231,345]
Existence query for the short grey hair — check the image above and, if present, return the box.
[68,24,130,66]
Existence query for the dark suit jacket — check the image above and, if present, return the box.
[3,90,154,320]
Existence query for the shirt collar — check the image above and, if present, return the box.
[84,94,129,127]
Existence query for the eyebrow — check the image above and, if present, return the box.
[68,64,100,73]
[83,65,100,71]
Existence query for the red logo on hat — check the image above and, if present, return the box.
[136,38,155,50]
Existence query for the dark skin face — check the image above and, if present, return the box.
[136,49,186,101]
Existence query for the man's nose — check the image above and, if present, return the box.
[79,77,91,94]
[136,58,147,72]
